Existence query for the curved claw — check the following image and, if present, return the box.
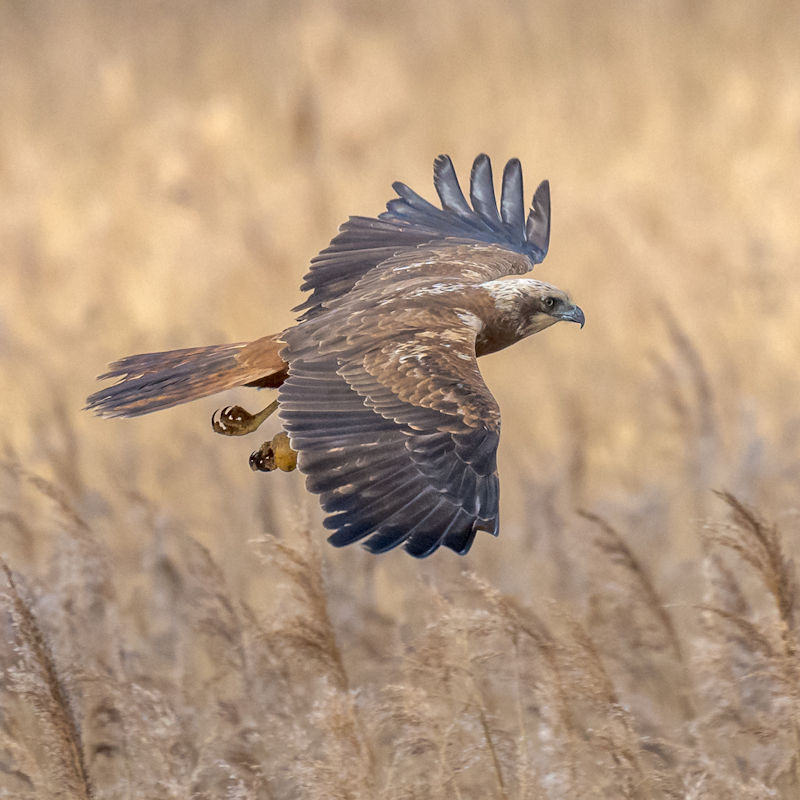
[250,432,297,473]
[211,399,279,436]
[212,405,250,435]
[249,443,277,472]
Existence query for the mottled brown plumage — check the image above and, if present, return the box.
[87,154,584,557]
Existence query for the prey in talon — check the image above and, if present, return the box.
[87,154,584,558]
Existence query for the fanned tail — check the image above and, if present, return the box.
[86,333,288,418]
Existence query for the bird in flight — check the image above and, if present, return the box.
[87,154,584,557]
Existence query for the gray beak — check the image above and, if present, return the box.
[559,304,585,329]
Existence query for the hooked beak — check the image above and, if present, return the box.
[558,304,585,329]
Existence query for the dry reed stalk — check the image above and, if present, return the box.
[698,491,800,792]
[580,509,697,733]
[580,509,685,668]
[253,531,375,799]
[2,559,93,800]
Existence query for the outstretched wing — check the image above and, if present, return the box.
[87,154,549,422]
[279,302,500,558]
[294,154,550,321]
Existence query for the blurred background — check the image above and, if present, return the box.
[1,0,800,794]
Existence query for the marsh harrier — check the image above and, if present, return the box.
[88,154,584,557]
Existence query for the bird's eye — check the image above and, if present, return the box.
[544,296,556,309]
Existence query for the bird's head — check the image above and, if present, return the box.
[528,282,585,332]
[482,278,585,343]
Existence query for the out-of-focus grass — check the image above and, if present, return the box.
[1,1,800,796]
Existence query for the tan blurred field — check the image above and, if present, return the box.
[2,1,800,797]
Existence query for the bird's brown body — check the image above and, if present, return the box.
[88,155,584,557]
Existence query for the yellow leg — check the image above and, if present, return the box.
[249,431,297,473]
[212,399,278,436]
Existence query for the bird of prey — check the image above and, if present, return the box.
[87,154,584,558]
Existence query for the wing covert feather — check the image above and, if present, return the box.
[279,297,502,556]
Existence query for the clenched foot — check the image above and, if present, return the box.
[212,399,278,436]
[250,431,297,472]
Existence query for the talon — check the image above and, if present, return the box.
[250,442,277,472]
[250,431,297,473]
[212,399,279,436]
[212,404,248,435]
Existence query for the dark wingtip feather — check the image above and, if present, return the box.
[391,181,440,213]
[500,158,525,242]
[444,525,478,555]
[433,154,472,217]
[297,154,551,321]
[469,154,501,226]
[526,179,551,259]
[361,531,409,555]
[404,539,443,558]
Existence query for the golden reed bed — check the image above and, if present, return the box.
[1,1,799,796]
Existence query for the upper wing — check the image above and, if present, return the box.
[294,154,550,321]
[279,305,501,557]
